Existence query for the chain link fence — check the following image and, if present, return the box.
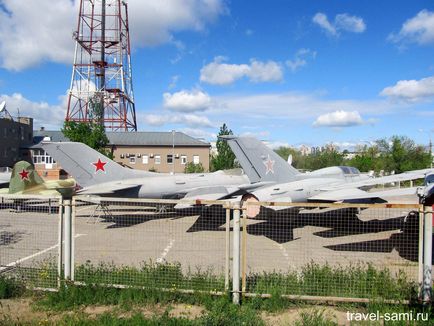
[0,195,61,289]
[241,202,422,302]
[0,195,431,303]
[71,196,230,293]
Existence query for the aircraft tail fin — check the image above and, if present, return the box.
[41,142,145,188]
[221,136,300,183]
[8,161,45,194]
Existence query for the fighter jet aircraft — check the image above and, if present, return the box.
[0,161,76,196]
[40,142,263,200]
[223,136,433,214]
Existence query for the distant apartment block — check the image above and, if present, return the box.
[0,113,33,167]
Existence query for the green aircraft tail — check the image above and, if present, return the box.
[8,161,45,194]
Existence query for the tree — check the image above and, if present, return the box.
[62,121,112,158]
[375,136,431,173]
[304,149,344,170]
[210,123,237,171]
[275,146,305,168]
[184,162,205,173]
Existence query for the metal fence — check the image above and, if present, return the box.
[0,195,61,289]
[0,194,432,304]
[240,202,425,303]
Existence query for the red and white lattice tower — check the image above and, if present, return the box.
[66,0,137,131]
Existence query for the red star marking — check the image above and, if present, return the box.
[92,158,107,172]
[19,169,30,181]
[263,155,275,175]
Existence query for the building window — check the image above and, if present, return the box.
[142,155,148,164]
[181,155,187,165]
[193,155,200,165]
[155,155,161,164]
[167,154,173,164]
[32,149,55,165]
[129,155,136,164]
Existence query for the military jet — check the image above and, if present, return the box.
[223,136,433,214]
[40,142,263,200]
[0,161,76,196]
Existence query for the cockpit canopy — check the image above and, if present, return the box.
[308,166,361,177]
[424,173,434,186]
[338,166,361,175]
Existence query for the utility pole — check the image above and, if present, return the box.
[172,130,175,174]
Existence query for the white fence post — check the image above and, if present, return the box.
[225,206,231,291]
[71,197,76,281]
[423,205,433,303]
[418,204,424,292]
[57,197,64,287]
[63,198,72,280]
[232,203,241,304]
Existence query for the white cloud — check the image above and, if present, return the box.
[179,128,217,140]
[380,76,434,102]
[128,0,226,47]
[313,12,366,36]
[0,93,65,129]
[248,60,283,82]
[313,13,337,36]
[265,141,291,150]
[240,131,270,138]
[200,57,250,85]
[0,0,226,71]
[0,0,76,70]
[313,110,364,127]
[168,75,180,90]
[211,92,394,121]
[142,113,213,128]
[286,48,316,72]
[389,10,434,45]
[335,13,366,33]
[163,90,212,112]
[200,57,283,85]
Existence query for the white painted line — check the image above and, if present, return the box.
[156,239,175,263]
[276,243,290,264]
[0,234,86,272]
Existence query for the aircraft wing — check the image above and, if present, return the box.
[324,168,434,191]
[77,183,141,195]
[173,182,272,209]
[308,187,418,203]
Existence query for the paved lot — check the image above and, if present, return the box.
[0,198,421,283]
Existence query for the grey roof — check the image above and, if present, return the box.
[33,130,210,147]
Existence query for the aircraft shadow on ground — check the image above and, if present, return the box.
[188,206,421,262]
[324,211,426,262]
[76,203,422,262]
[76,204,203,229]
[0,230,26,246]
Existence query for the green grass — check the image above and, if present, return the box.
[294,309,338,326]
[1,267,434,326]
[74,261,225,293]
[13,257,59,289]
[0,275,25,299]
[13,260,418,305]
[51,312,199,326]
[247,262,417,301]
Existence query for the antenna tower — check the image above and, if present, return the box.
[66,0,137,131]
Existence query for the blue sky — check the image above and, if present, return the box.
[0,0,434,149]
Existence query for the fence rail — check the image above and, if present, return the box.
[0,194,432,304]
